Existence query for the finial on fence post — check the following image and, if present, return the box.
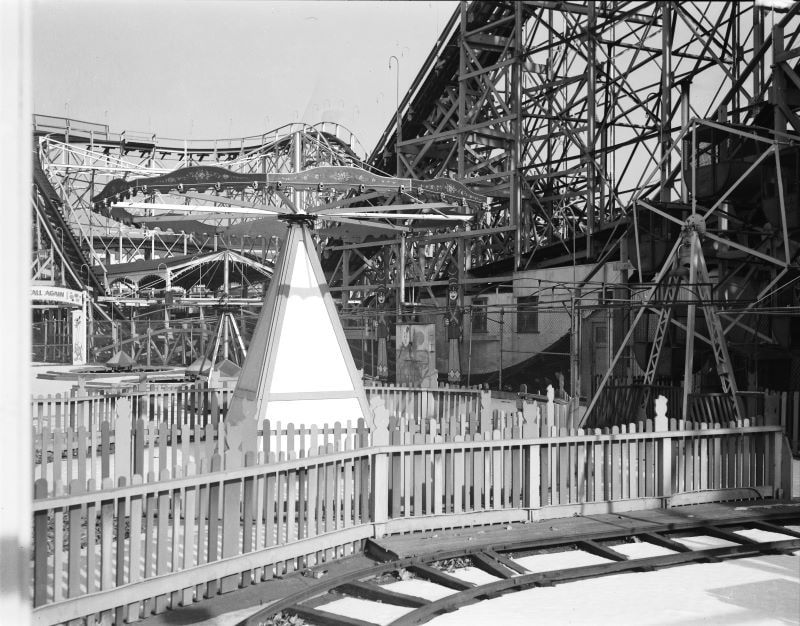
[654,395,668,431]
[224,395,257,455]
[369,396,390,445]
[115,398,132,484]
[368,396,390,533]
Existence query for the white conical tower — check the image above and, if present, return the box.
[224,220,371,453]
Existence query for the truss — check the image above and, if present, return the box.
[364,1,800,279]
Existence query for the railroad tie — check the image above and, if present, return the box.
[336,581,430,608]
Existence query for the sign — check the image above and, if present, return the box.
[31,285,85,307]
[396,323,437,387]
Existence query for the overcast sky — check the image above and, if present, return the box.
[32,0,458,152]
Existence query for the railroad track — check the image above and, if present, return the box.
[239,509,800,626]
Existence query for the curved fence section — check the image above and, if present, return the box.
[30,383,580,497]
[31,404,788,625]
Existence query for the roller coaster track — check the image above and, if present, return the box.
[32,149,113,302]
[34,118,371,234]
[240,506,800,626]
[32,119,371,302]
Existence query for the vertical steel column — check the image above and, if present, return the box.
[681,230,698,421]
[600,53,611,222]
[223,250,229,295]
[680,80,691,204]
[570,287,582,408]
[498,306,504,389]
[292,130,304,211]
[457,1,467,181]
[223,313,230,361]
[397,234,406,314]
[586,2,597,256]
[546,7,554,241]
[456,0,468,304]
[772,23,786,136]
[342,249,350,309]
[753,6,764,104]
[731,1,741,121]
[390,55,402,176]
[511,1,523,270]
[660,1,673,202]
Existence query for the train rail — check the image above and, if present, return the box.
[239,505,800,626]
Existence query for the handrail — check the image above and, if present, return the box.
[35,422,786,509]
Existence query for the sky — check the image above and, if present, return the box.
[32,0,459,153]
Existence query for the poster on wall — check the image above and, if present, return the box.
[395,323,437,387]
[71,309,86,365]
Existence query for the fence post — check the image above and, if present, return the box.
[546,385,555,435]
[773,429,784,500]
[763,390,780,426]
[115,399,132,486]
[369,400,390,536]
[654,395,671,500]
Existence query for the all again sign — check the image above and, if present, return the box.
[30,285,85,307]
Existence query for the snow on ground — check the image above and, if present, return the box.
[315,597,414,625]
[445,565,501,585]
[609,540,676,559]
[382,578,455,601]
[426,552,800,625]
[734,528,799,544]
[511,548,611,573]
[671,534,740,550]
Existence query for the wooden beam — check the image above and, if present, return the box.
[287,605,378,626]
[485,549,530,575]
[638,532,692,553]
[577,540,629,561]
[749,521,800,539]
[701,526,758,545]
[335,582,430,608]
[408,563,475,591]
[472,551,515,579]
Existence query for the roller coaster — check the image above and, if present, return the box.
[32,1,800,422]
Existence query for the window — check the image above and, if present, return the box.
[471,297,488,333]
[593,324,608,345]
[600,287,615,305]
[517,295,539,333]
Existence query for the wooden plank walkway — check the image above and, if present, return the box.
[369,502,800,560]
